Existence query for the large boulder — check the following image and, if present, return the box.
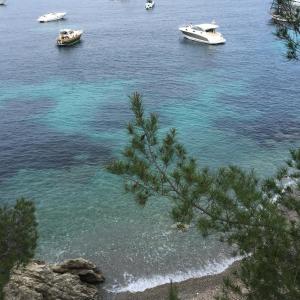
[4,259,105,300]
[51,258,105,284]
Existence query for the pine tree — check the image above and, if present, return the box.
[108,92,300,300]
[0,198,38,299]
[271,0,300,59]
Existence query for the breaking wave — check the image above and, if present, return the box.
[109,257,239,293]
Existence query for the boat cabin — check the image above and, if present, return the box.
[60,29,74,35]
[191,24,219,33]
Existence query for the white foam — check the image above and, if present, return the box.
[109,257,239,293]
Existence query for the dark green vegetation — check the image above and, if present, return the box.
[272,0,300,59]
[169,281,180,300]
[0,198,38,299]
[108,93,300,300]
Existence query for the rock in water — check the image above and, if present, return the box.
[4,258,105,300]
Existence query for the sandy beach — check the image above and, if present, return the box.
[102,261,240,300]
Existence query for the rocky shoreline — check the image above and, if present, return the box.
[5,259,239,300]
[4,258,105,300]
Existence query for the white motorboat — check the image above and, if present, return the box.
[145,0,155,10]
[271,13,287,22]
[37,12,66,23]
[179,22,226,45]
[292,0,300,7]
[57,29,83,46]
[0,0,6,5]
[270,0,287,22]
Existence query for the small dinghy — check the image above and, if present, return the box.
[0,0,7,5]
[56,29,83,46]
[145,0,155,10]
[38,12,66,23]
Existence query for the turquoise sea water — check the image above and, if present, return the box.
[1,0,300,292]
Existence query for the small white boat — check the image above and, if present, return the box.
[179,22,226,45]
[292,0,300,7]
[37,12,66,23]
[145,0,155,10]
[271,14,287,22]
[270,0,300,22]
[56,29,83,46]
[270,1,287,22]
[0,0,6,5]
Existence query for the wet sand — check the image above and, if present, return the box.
[102,261,240,300]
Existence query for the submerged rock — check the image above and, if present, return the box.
[4,258,105,300]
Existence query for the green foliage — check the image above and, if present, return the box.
[107,93,300,300]
[0,198,38,299]
[169,280,180,300]
[271,0,300,59]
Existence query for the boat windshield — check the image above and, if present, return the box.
[61,30,73,35]
[192,25,216,33]
[191,26,203,31]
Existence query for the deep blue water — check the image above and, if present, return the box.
[1,0,300,292]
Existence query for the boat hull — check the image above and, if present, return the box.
[0,0,6,5]
[57,38,81,47]
[180,30,225,45]
[271,14,287,22]
[38,13,66,23]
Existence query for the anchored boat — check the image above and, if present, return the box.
[179,22,226,45]
[38,12,66,23]
[56,29,83,46]
[270,0,300,22]
[145,0,155,10]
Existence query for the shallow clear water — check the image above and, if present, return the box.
[0,0,300,291]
